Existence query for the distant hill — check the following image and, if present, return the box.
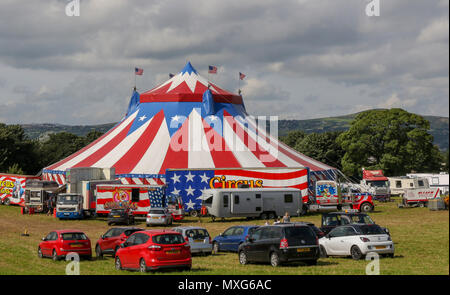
[19,112,449,150]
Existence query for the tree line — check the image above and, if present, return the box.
[280,109,449,179]
[1,108,448,178]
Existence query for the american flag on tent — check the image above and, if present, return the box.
[135,67,144,75]
[148,188,164,208]
[208,65,218,74]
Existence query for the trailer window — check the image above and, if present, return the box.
[131,189,139,202]
[255,194,261,199]
[432,177,439,185]
[418,180,424,187]
[223,195,229,208]
[234,195,239,204]
[284,194,293,203]
[396,181,401,188]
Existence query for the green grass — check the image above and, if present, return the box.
[0,200,448,275]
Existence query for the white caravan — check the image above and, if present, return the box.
[201,188,302,221]
[388,176,430,196]
[407,173,449,195]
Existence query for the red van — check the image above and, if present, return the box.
[115,230,191,272]
[38,230,92,261]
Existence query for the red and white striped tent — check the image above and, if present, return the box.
[43,62,337,186]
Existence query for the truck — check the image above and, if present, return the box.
[165,167,309,217]
[0,173,40,206]
[56,193,84,219]
[388,176,430,197]
[360,169,391,202]
[397,187,441,208]
[306,180,374,213]
[201,187,303,221]
[23,180,60,213]
[95,184,184,220]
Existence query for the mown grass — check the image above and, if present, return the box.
[0,199,448,275]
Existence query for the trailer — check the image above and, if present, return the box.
[407,173,449,195]
[94,184,184,220]
[23,180,61,213]
[0,173,40,206]
[201,187,302,221]
[397,187,441,208]
[165,167,309,217]
[388,176,430,196]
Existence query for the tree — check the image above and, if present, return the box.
[337,108,442,178]
[280,130,306,148]
[0,124,40,174]
[294,131,344,168]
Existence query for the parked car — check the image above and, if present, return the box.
[146,208,173,226]
[320,212,390,235]
[107,208,135,226]
[95,227,143,258]
[286,222,326,239]
[319,224,394,260]
[38,230,92,261]
[171,226,212,255]
[212,225,259,253]
[238,224,320,267]
[115,230,191,272]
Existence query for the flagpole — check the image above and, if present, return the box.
[134,67,136,90]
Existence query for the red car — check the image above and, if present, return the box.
[95,227,143,258]
[38,230,92,261]
[115,230,191,272]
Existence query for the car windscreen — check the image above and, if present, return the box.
[149,210,165,215]
[186,229,209,239]
[357,225,385,235]
[124,229,142,236]
[283,226,316,245]
[110,209,125,214]
[61,233,87,240]
[248,227,258,235]
[152,234,184,244]
[350,215,375,224]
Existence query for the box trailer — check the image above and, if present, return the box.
[165,167,309,217]
[0,173,40,206]
[388,176,430,196]
[398,187,441,208]
[201,187,302,220]
[23,180,61,213]
[407,173,449,195]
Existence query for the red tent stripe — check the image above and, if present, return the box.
[112,111,165,174]
[223,113,286,167]
[158,117,190,174]
[72,119,135,168]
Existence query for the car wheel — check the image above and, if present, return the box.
[270,252,281,267]
[351,245,363,260]
[37,247,43,258]
[360,203,373,212]
[239,251,248,265]
[115,256,122,270]
[190,210,198,218]
[52,249,59,261]
[213,242,219,254]
[419,202,425,208]
[96,245,103,259]
[4,198,10,206]
[260,212,268,220]
[139,258,147,273]
[268,212,276,220]
[319,245,328,258]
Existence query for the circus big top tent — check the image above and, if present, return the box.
[43,62,337,188]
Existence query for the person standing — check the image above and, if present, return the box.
[282,212,291,223]
[46,197,53,216]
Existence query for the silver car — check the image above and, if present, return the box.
[146,208,173,226]
[171,226,212,255]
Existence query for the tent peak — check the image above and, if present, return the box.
[180,61,197,75]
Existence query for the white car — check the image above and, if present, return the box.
[319,224,394,260]
[171,226,213,255]
[146,208,173,226]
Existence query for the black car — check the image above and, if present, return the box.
[285,222,326,239]
[238,224,320,267]
[320,212,389,235]
[107,208,135,226]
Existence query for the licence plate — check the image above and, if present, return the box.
[71,244,83,248]
[113,215,120,218]
[297,248,310,253]
[194,239,204,243]
[166,250,180,254]
[152,216,159,219]
[375,246,385,249]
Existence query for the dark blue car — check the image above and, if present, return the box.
[212,225,259,253]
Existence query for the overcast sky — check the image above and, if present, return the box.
[0,0,448,125]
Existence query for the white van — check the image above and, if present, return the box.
[201,188,302,220]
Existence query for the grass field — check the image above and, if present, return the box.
[0,199,448,275]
